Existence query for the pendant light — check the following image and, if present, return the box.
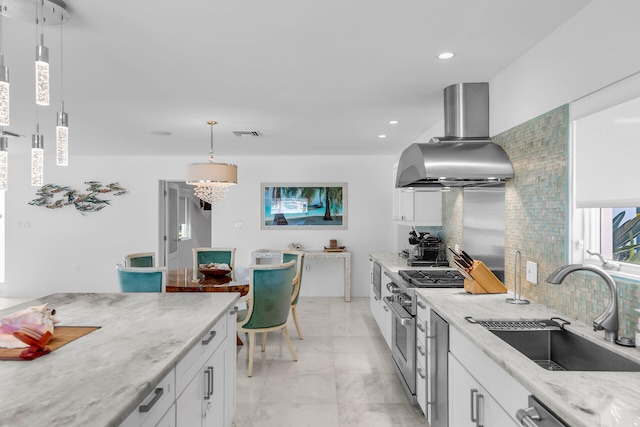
[31,124,43,186]
[35,0,49,106]
[186,121,238,204]
[0,0,9,126]
[55,10,67,165]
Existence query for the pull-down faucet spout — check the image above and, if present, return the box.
[546,264,619,342]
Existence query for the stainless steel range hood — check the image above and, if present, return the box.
[396,83,514,188]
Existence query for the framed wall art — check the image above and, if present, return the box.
[261,183,347,230]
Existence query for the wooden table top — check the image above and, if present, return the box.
[166,268,249,294]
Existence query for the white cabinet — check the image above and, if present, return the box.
[392,163,442,225]
[368,261,392,350]
[448,328,529,427]
[449,356,516,427]
[176,309,235,427]
[379,273,393,349]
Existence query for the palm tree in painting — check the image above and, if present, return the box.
[322,186,343,221]
[270,186,298,225]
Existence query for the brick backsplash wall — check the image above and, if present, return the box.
[442,104,640,338]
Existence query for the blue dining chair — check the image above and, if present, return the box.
[281,250,305,339]
[123,252,155,267]
[193,247,236,280]
[236,260,297,377]
[116,264,167,292]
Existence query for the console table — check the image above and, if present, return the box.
[251,249,352,302]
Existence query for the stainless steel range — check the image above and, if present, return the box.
[384,269,463,407]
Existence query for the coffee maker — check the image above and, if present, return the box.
[407,230,445,267]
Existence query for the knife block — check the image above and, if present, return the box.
[464,260,507,294]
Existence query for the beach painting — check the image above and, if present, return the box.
[261,183,347,230]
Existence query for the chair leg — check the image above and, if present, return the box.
[291,306,303,339]
[283,325,297,362]
[248,331,255,377]
[261,332,267,352]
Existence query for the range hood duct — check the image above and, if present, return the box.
[396,82,514,188]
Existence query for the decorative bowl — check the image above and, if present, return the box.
[199,267,233,279]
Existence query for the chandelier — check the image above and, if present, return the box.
[186,121,237,204]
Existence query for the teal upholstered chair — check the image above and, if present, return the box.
[116,264,167,292]
[281,250,305,339]
[193,247,236,280]
[237,260,297,376]
[123,252,155,267]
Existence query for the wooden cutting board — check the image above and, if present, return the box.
[0,326,100,361]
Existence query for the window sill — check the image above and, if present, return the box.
[583,259,640,284]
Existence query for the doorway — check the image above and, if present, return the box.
[159,180,212,270]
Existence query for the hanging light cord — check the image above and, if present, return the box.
[60,10,64,112]
[208,121,217,163]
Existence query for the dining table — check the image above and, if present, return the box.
[165,268,249,345]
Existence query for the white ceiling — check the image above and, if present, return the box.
[1,0,591,157]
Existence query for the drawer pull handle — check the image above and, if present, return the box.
[416,322,426,332]
[139,388,163,413]
[204,366,214,400]
[417,345,426,357]
[417,367,426,379]
[470,389,478,423]
[230,306,239,315]
[202,330,217,345]
[417,301,426,309]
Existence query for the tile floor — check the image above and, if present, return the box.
[233,297,428,427]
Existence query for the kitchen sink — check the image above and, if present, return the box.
[491,328,640,371]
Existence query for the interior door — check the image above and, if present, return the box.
[161,182,179,271]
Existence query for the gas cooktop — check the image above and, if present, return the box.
[398,269,465,288]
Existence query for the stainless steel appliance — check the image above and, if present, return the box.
[516,396,569,426]
[396,82,514,189]
[384,269,463,406]
[407,230,447,267]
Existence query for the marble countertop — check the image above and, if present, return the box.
[417,288,640,427]
[0,292,239,427]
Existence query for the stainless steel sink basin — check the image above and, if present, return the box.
[491,328,640,371]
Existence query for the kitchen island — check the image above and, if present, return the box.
[0,292,239,426]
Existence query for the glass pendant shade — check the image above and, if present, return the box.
[35,38,49,106]
[56,110,68,166]
[0,136,7,191]
[31,133,44,186]
[0,60,8,126]
[186,121,238,204]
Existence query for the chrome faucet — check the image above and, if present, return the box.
[546,264,619,342]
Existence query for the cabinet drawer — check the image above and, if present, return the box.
[176,314,228,395]
[120,369,175,427]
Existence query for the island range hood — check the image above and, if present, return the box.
[396,82,514,188]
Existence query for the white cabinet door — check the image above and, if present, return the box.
[393,188,415,221]
[414,191,442,225]
[176,346,226,427]
[449,355,518,427]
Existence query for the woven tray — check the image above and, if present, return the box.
[0,326,100,361]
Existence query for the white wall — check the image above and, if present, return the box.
[1,149,395,298]
[490,0,640,135]
[210,155,396,298]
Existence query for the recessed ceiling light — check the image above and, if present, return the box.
[378,134,387,139]
[389,120,399,125]
[150,131,172,136]
[438,52,455,60]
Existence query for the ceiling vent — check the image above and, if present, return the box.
[232,130,261,137]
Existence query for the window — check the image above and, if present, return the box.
[178,190,192,241]
[570,73,640,280]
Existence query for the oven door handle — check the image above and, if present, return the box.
[386,299,414,326]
